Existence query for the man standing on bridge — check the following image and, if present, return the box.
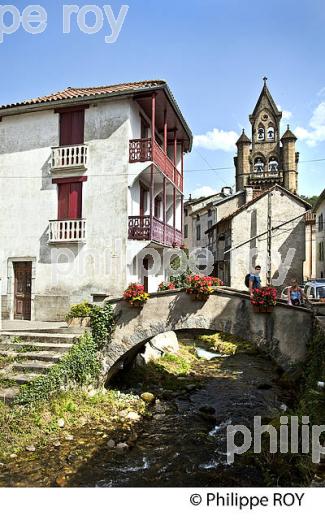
[248,265,262,297]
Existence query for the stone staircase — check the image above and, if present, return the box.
[0,330,82,405]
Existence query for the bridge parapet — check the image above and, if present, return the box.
[102,288,313,381]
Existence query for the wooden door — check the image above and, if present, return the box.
[14,262,32,320]
[58,182,82,220]
[143,257,149,293]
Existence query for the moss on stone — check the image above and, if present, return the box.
[198,332,256,355]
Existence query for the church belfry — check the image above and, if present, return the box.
[234,78,299,194]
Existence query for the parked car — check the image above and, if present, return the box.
[304,280,325,300]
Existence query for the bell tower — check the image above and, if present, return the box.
[234,78,298,194]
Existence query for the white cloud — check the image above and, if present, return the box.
[277,104,292,121]
[190,186,217,198]
[294,101,325,147]
[282,110,292,121]
[194,128,239,152]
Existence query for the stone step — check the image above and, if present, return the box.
[0,372,41,385]
[0,331,79,344]
[12,360,56,374]
[0,350,66,363]
[0,342,72,353]
[0,387,19,405]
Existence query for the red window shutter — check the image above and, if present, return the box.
[60,110,85,146]
[58,183,70,219]
[69,182,82,219]
[57,182,83,220]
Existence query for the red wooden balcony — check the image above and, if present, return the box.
[128,216,183,247]
[129,139,183,191]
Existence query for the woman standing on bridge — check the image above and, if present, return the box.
[288,279,304,306]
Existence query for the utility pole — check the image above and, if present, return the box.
[267,192,272,285]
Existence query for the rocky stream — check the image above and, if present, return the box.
[0,331,306,487]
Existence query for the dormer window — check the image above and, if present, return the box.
[257,126,265,141]
[254,157,265,173]
[267,126,275,140]
[268,157,279,172]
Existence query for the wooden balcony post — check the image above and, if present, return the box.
[173,186,176,243]
[181,194,184,237]
[163,176,166,244]
[152,93,156,147]
[150,164,154,240]
[173,130,177,185]
[164,110,168,153]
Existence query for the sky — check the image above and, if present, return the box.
[1,0,325,199]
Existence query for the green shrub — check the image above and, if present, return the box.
[16,332,101,406]
[65,301,93,320]
[90,302,115,349]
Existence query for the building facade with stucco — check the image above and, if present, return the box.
[0,80,192,321]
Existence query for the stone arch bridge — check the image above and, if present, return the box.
[102,288,313,381]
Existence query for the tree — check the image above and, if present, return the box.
[300,195,318,208]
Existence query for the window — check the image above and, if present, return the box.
[59,109,85,146]
[208,220,213,230]
[57,181,83,220]
[268,157,279,172]
[254,157,265,173]
[317,286,325,299]
[154,196,161,219]
[318,213,324,232]
[140,183,149,216]
[257,126,265,141]
[140,116,149,139]
[208,209,212,217]
[267,126,275,140]
[196,214,200,221]
[196,225,201,241]
[319,241,325,262]
[184,208,188,217]
[184,224,188,239]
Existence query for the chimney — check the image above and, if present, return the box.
[245,187,254,203]
[221,186,233,196]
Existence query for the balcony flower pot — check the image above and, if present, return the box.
[251,287,277,314]
[192,293,209,302]
[186,275,224,302]
[123,283,149,309]
[129,300,145,309]
[253,305,274,314]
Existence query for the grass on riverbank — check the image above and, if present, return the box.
[0,389,146,462]
[117,344,201,392]
[198,332,257,355]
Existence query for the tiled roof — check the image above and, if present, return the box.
[236,129,251,145]
[0,80,166,110]
[281,125,297,141]
[206,185,311,233]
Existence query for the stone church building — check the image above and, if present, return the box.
[207,79,310,290]
[235,77,299,195]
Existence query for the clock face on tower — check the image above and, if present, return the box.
[262,114,268,121]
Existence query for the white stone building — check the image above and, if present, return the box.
[183,188,245,251]
[314,189,325,278]
[207,185,310,289]
[0,80,192,321]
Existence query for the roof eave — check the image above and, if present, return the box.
[0,82,193,149]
